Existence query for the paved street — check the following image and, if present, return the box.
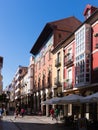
[0,115,73,130]
[0,118,19,130]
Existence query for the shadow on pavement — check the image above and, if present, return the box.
[13,122,73,130]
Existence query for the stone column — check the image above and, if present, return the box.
[68,104,72,116]
[85,103,89,120]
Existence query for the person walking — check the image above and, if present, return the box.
[21,108,25,117]
[50,108,54,120]
[54,108,60,122]
[14,107,19,119]
[3,108,6,117]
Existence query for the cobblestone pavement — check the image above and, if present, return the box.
[0,115,73,130]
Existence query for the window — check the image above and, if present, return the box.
[67,48,72,60]
[75,60,85,84]
[94,33,98,49]
[58,33,61,39]
[95,43,98,49]
[57,69,60,81]
[57,52,61,62]
[36,64,37,72]
[75,27,85,56]
[39,61,41,69]
[43,56,45,65]
[67,69,72,83]
[48,49,51,60]
[30,68,33,77]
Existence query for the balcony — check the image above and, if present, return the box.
[55,58,61,67]
[54,77,62,86]
[64,53,73,67]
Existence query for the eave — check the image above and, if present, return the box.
[30,23,53,55]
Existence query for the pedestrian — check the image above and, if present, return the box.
[21,108,25,117]
[50,108,54,120]
[3,108,6,117]
[54,108,60,122]
[14,107,19,119]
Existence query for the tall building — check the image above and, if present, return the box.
[0,56,3,95]
[30,17,81,115]
[12,66,28,109]
[53,4,98,120]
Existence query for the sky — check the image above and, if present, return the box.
[0,0,98,89]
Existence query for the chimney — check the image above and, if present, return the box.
[83,4,97,20]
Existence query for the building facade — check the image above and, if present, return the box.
[0,56,3,95]
[30,17,81,115]
[53,4,98,120]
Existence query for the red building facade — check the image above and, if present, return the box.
[61,4,98,120]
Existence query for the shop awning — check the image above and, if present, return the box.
[81,92,98,103]
[53,94,84,104]
[41,97,62,105]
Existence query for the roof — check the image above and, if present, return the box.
[30,16,81,55]
[52,7,98,53]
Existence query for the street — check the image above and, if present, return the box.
[0,115,72,130]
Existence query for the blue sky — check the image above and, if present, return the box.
[0,0,98,89]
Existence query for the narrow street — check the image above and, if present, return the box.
[0,115,72,130]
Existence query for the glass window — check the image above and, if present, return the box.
[67,69,72,83]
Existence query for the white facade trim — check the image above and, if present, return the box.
[92,20,98,27]
[92,49,98,54]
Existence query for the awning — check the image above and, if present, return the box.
[41,97,62,105]
[41,93,98,104]
[53,94,84,104]
[81,92,98,103]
